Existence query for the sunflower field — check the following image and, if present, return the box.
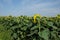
[0,14,60,40]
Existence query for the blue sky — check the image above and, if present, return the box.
[0,0,60,16]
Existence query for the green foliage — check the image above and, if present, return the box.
[0,15,60,40]
[38,29,50,40]
[0,31,11,40]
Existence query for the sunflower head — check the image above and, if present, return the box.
[33,14,41,23]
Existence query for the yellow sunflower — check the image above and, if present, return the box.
[33,14,41,23]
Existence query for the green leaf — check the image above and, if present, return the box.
[47,22,53,27]
[13,33,18,39]
[33,38,36,40]
[51,31,60,40]
[0,30,11,40]
[52,26,58,29]
[27,30,38,36]
[31,26,39,30]
[21,26,27,31]
[0,25,6,32]
[38,29,50,40]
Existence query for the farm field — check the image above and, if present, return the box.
[0,14,60,40]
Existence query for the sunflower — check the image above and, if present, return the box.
[33,14,41,23]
